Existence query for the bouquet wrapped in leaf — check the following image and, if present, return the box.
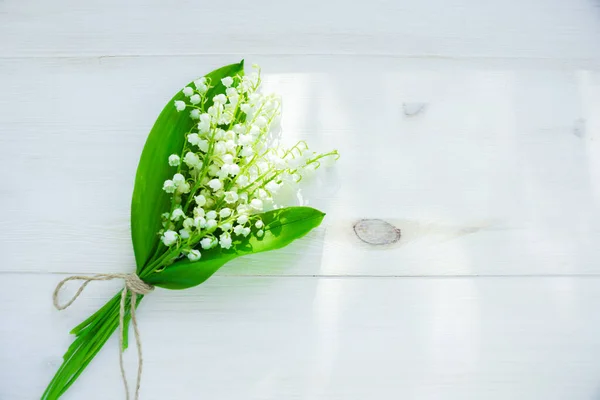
[43,60,338,399]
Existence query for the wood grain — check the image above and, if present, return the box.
[0,56,599,276]
[1,0,600,60]
[3,274,600,400]
[2,0,600,399]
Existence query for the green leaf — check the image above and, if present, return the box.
[130,61,245,271]
[144,206,326,289]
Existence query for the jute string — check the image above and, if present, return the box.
[53,273,154,400]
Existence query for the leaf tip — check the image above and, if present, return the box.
[311,208,326,223]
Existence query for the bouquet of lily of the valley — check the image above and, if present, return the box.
[43,60,338,400]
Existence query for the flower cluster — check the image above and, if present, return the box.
[160,65,338,262]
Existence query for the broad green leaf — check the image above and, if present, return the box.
[145,206,326,289]
[130,61,245,271]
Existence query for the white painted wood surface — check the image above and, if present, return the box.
[2,1,600,399]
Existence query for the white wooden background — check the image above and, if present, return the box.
[2,0,600,399]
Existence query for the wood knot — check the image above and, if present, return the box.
[353,219,401,245]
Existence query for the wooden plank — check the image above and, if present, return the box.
[1,0,600,59]
[1,56,599,276]
[3,2,600,400]
[3,274,600,400]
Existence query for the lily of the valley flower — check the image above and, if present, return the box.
[161,64,338,257]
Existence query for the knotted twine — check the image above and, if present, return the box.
[53,273,154,400]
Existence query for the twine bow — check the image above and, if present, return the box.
[53,273,154,400]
